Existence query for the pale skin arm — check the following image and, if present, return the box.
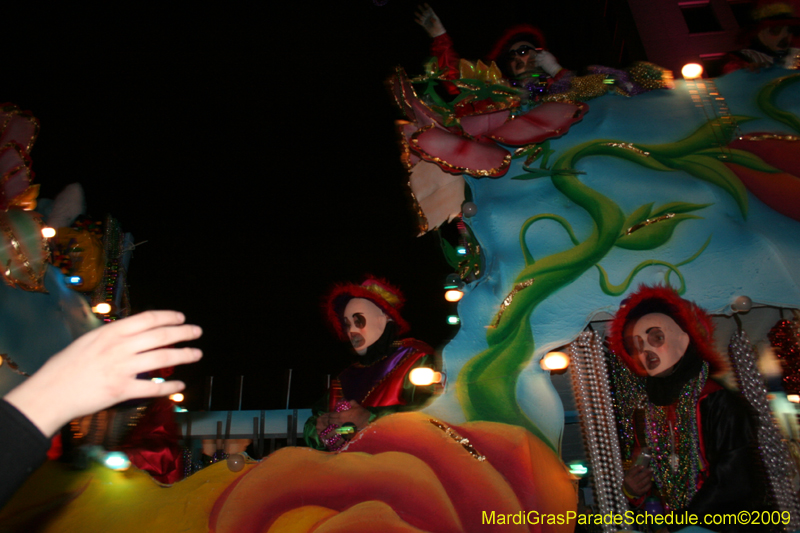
[4,310,202,438]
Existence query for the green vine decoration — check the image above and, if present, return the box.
[756,73,800,134]
[455,116,769,452]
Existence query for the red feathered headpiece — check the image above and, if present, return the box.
[485,24,548,64]
[607,285,725,377]
[323,277,410,341]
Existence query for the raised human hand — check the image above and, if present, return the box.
[4,310,202,437]
[535,50,563,77]
[414,3,446,38]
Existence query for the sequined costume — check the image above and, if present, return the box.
[303,335,434,450]
[305,278,437,451]
[629,354,765,532]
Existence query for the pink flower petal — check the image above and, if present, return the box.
[485,102,587,146]
[410,125,511,178]
[460,110,510,138]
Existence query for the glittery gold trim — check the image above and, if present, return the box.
[10,184,39,211]
[491,279,535,328]
[514,144,543,165]
[0,104,40,153]
[0,142,33,188]
[0,214,44,291]
[429,419,486,461]
[352,343,418,403]
[409,124,511,177]
[407,181,429,235]
[626,213,675,235]
[396,121,416,171]
[601,142,651,157]
[738,133,800,142]
[366,284,402,309]
[391,67,459,127]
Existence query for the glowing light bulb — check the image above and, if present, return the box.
[151,377,165,384]
[569,462,588,476]
[41,227,56,238]
[92,303,112,314]
[541,351,569,371]
[169,393,184,403]
[681,63,703,79]
[68,276,83,285]
[103,451,131,471]
[409,367,443,386]
[788,395,800,404]
[444,289,464,302]
[456,246,468,255]
[447,315,460,325]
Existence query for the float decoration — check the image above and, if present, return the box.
[769,314,800,394]
[407,65,800,451]
[0,104,47,292]
[728,330,800,530]
[210,412,577,533]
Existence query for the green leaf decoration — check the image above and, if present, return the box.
[569,141,674,172]
[512,143,542,161]
[511,168,585,179]
[757,74,800,134]
[615,213,701,250]
[659,154,748,218]
[621,203,654,234]
[650,202,711,217]
[439,233,462,269]
[695,148,781,174]
[519,214,579,265]
[596,260,686,296]
[510,171,550,180]
[638,116,753,158]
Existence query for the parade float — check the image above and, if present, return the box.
[2,53,800,532]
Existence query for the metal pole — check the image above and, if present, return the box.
[237,375,244,411]
[206,376,214,411]
[285,369,292,410]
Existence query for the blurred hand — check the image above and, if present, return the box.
[415,3,446,38]
[623,464,653,498]
[535,50,563,77]
[4,310,202,437]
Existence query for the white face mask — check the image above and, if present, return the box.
[625,313,690,377]
[342,298,389,355]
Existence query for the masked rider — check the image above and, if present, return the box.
[304,278,437,451]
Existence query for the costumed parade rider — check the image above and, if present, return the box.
[415,3,567,99]
[608,285,767,532]
[722,0,800,73]
[304,278,438,451]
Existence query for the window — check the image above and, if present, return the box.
[680,1,723,33]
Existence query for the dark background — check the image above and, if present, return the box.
[4,1,642,411]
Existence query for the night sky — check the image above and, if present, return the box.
[5,1,638,411]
